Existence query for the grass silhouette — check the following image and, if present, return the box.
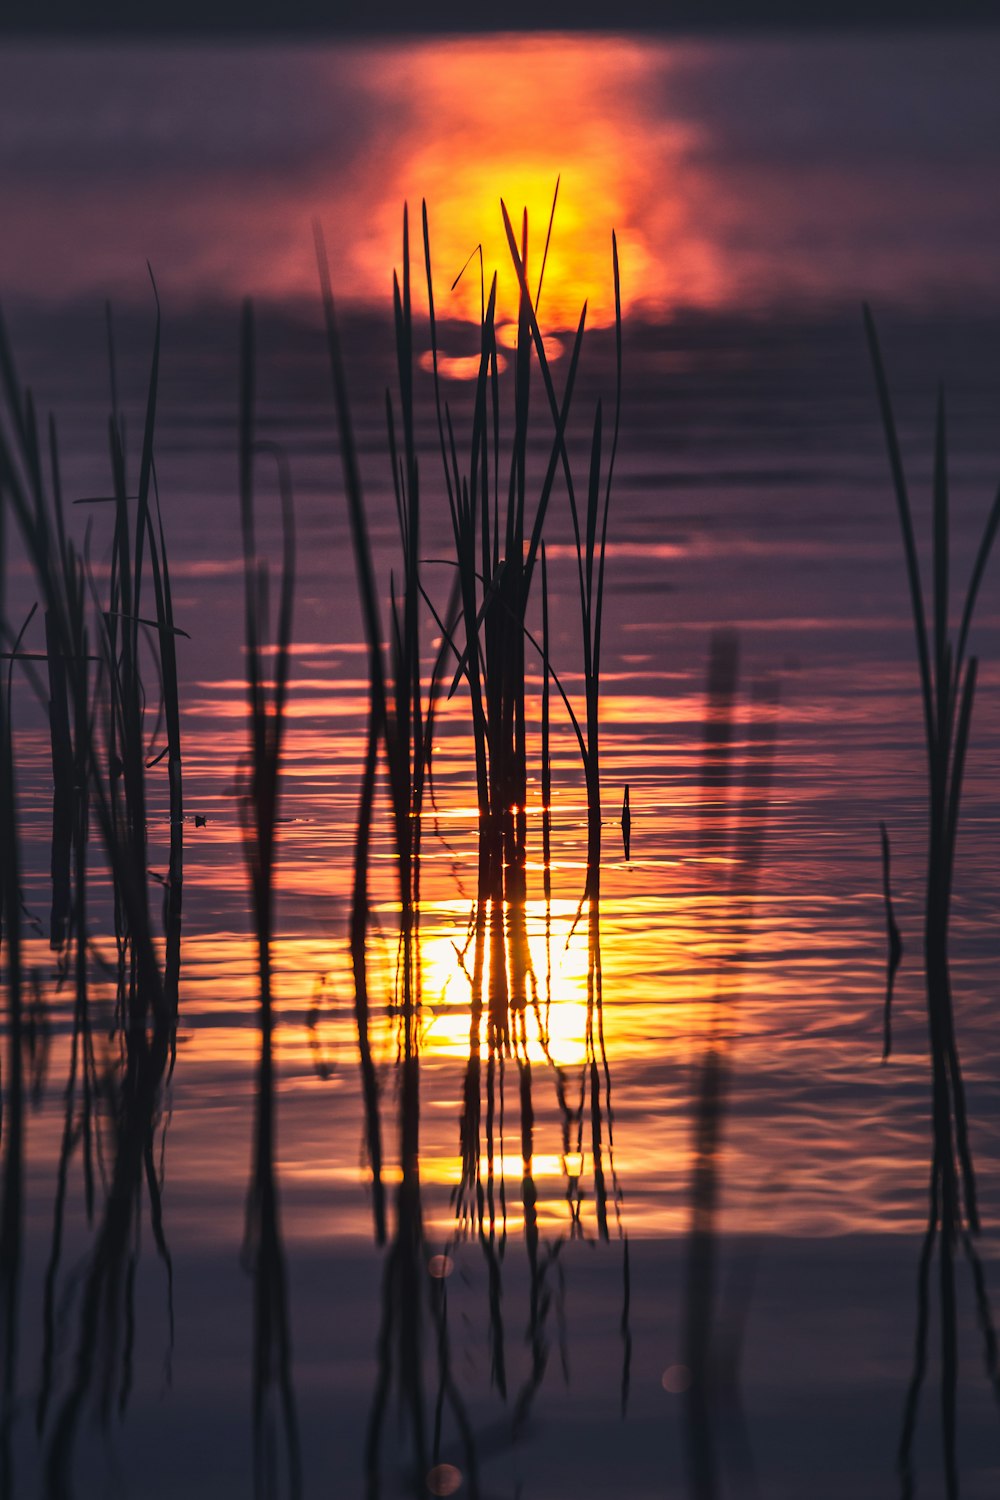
[866,306,1000,1499]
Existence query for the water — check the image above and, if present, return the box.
[3,27,1000,1500]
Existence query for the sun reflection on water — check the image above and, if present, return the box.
[418,898,590,1066]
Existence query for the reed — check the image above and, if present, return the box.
[865,307,1000,1498]
[372,185,594,910]
[0,295,183,1488]
[495,205,621,898]
[879,819,903,1063]
[418,209,624,1359]
[317,199,629,1490]
[541,540,552,890]
[427,195,627,1342]
[317,214,423,1250]
[35,419,102,1438]
[442,195,584,899]
[319,192,619,1102]
[318,209,484,1500]
[0,293,181,1038]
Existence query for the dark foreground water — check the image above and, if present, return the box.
[2,28,1000,1500]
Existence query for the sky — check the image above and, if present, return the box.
[2,32,999,323]
[3,0,999,37]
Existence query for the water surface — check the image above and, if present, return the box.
[3,27,1000,1500]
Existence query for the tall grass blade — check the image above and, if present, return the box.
[955,480,1000,679]
[879,820,903,1063]
[932,388,949,732]
[535,175,561,313]
[863,305,934,760]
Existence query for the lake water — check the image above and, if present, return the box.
[3,28,1000,1500]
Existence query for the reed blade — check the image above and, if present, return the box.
[932,388,949,739]
[593,231,622,684]
[535,175,561,314]
[955,479,1000,677]
[863,305,935,762]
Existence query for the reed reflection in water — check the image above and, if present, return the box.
[354,819,630,1497]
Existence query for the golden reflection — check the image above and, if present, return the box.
[419,898,588,1065]
[418,349,509,381]
[22,908,939,1239]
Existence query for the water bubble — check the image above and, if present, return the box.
[427,1463,462,1495]
[661,1364,692,1393]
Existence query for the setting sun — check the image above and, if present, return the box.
[348,37,680,326]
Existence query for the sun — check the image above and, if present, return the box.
[345,36,676,329]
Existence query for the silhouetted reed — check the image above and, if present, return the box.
[865,308,1000,1499]
[317,197,630,1490]
[499,216,621,899]
[237,300,302,1500]
[0,293,183,1494]
[879,820,903,1063]
[317,213,433,1248]
[319,214,483,1500]
[541,542,552,892]
[416,192,622,906]
[318,189,623,1231]
[0,292,183,1034]
[427,201,629,1423]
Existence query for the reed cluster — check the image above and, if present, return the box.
[866,307,1000,1499]
[0,295,183,1491]
[316,195,627,1492]
[1,192,627,1497]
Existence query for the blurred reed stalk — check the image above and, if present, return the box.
[238,301,302,1500]
[865,307,1000,1499]
[0,477,26,1500]
[683,632,778,1500]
